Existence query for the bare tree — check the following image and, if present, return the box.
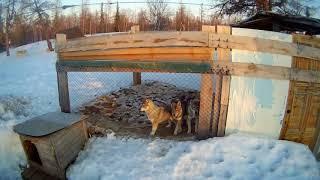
[105,0,112,32]
[23,0,54,51]
[3,0,17,56]
[175,3,187,31]
[0,3,3,35]
[211,0,270,17]
[114,1,120,32]
[99,3,105,33]
[211,0,316,18]
[137,9,149,31]
[147,0,169,30]
[275,0,316,16]
[52,0,62,34]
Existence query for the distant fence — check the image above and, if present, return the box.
[55,24,320,152]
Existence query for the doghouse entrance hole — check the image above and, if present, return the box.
[23,140,42,165]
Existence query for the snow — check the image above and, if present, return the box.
[0,41,59,180]
[68,133,319,180]
[0,41,319,179]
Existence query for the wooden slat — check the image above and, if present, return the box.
[57,60,320,83]
[59,47,213,61]
[212,61,320,83]
[59,31,209,53]
[56,70,70,113]
[217,75,231,136]
[213,26,231,137]
[197,25,215,139]
[209,33,320,61]
[198,74,214,139]
[57,31,320,61]
[57,60,212,73]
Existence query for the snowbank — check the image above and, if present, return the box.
[0,41,59,179]
[68,133,319,180]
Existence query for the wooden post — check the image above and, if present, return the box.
[197,25,215,139]
[131,25,141,85]
[57,70,71,113]
[216,25,231,137]
[56,34,70,113]
[55,34,66,52]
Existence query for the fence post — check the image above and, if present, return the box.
[216,25,231,137]
[131,25,142,85]
[56,34,71,113]
[57,70,71,113]
[197,25,215,139]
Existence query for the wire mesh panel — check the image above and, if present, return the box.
[68,72,133,109]
[66,71,215,138]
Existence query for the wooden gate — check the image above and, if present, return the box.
[280,35,320,152]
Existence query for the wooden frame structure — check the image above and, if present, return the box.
[55,25,320,140]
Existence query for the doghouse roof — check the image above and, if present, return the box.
[13,112,81,137]
[232,11,320,35]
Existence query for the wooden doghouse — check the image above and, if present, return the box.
[13,112,88,179]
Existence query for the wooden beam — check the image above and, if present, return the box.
[197,25,215,139]
[59,31,209,53]
[57,31,320,61]
[56,60,320,83]
[56,70,70,113]
[59,47,213,61]
[209,33,320,61]
[131,26,141,85]
[216,25,231,137]
[212,61,320,83]
[56,60,212,73]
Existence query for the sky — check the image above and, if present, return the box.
[60,0,320,19]
[60,0,216,18]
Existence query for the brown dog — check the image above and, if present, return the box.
[171,100,183,135]
[140,99,173,136]
[171,98,200,134]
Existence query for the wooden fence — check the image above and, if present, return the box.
[55,25,320,143]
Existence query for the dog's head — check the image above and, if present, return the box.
[171,99,182,116]
[141,99,152,111]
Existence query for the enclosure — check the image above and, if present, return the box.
[55,25,320,156]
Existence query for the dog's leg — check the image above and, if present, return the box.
[174,119,182,135]
[187,116,192,134]
[166,120,172,128]
[195,117,198,133]
[150,122,159,136]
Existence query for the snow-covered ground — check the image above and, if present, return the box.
[68,133,319,180]
[0,41,319,180]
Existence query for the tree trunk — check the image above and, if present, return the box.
[5,31,10,56]
[44,26,54,51]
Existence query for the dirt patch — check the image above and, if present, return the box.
[80,81,200,141]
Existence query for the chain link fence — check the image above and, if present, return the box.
[67,71,216,138]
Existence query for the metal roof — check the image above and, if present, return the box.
[13,112,81,137]
[232,11,320,35]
